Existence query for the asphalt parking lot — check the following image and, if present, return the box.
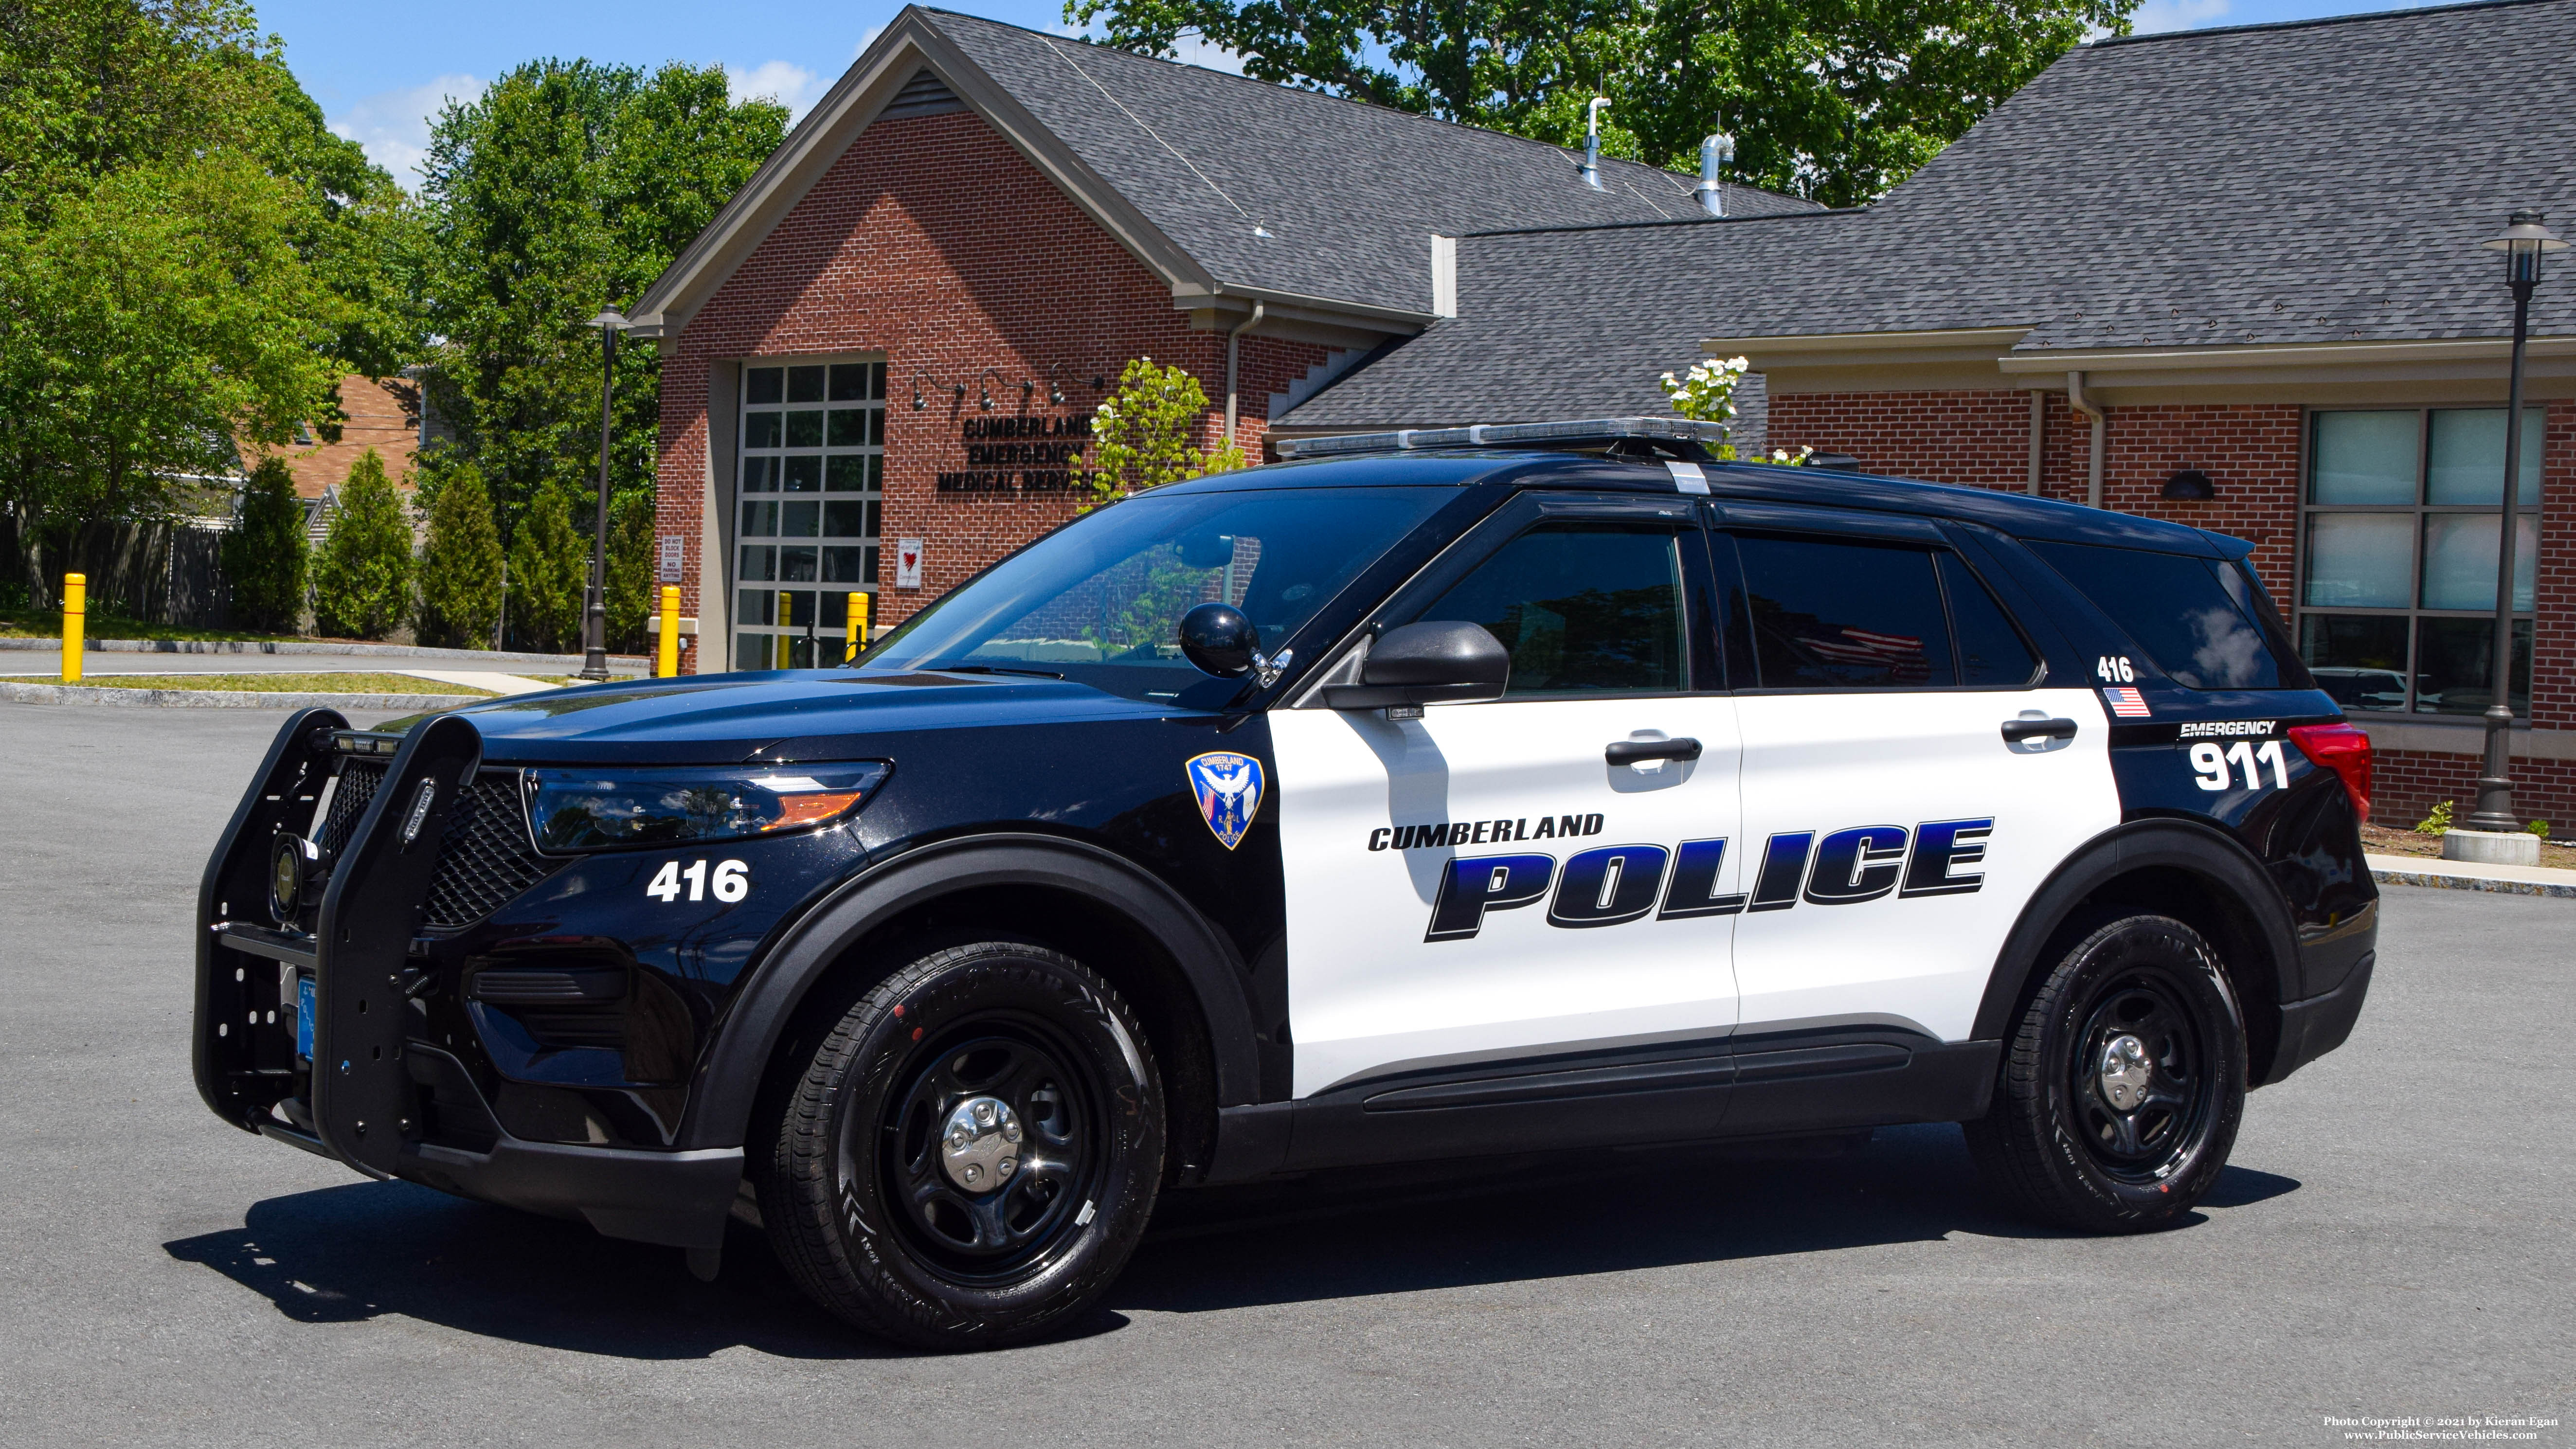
[2,703,2568,1449]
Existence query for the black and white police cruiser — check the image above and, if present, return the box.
[193,417,2378,1348]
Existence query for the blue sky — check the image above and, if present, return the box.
[264,0,2436,187]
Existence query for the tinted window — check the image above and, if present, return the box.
[864,486,1453,708]
[1422,524,1686,695]
[2027,541,2286,689]
[1941,554,2039,686]
[1735,535,1953,689]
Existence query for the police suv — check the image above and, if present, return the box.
[192,418,2378,1349]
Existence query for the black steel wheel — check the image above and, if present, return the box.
[760,940,1163,1349]
[1966,913,2245,1232]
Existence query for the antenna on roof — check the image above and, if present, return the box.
[1694,133,1734,217]
[1581,97,1610,191]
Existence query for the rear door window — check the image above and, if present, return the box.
[1732,535,1954,689]
[1941,553,2041,686]
[2025,541,2289,690]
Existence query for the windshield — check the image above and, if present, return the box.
[862,485,1454,706]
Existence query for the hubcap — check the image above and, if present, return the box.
[940,1095,1025,1192]
[860,1025,1102,1282]
[2069,971,2213,1180]
[2097,1034,2153,1111]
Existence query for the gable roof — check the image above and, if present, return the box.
[1281,0,2576,426]
[630,5,1815,340]
[1272,214,1840,436]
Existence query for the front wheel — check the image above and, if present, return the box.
[760,941,1165,1349]
[1966,913,2245,1233]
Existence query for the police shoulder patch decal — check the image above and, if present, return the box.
[1185,751,1264,851]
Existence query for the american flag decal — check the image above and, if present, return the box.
[1806,627,1931,682]
[2103,686,2151,718]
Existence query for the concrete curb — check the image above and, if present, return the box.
[0,681,484,712]
[0,637,644,665]
[2367,853,2576,898]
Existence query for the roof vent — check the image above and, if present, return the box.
[882,69,965,119]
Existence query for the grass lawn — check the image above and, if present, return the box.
[11,672,497,696]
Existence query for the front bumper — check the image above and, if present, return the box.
[194,709,741,1252]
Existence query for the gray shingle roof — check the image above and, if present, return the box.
[1272,216,1819,441]
[1283,0,2576,426]
[926,9,1818,317]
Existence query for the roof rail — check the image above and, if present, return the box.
[1275,416,1730,461]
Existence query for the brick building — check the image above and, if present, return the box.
[1281,0,2576,829]
[627,6,1812,672]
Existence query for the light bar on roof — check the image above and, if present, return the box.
[1275,416,1731,460]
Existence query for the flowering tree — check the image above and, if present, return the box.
[1659,355,1811,465]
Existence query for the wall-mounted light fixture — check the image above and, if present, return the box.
[1045,363,1066,405]
[910,369,934,411]
[979,367,1004,411]
[2162,468,2216,501]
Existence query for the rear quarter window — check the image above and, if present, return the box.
[2025,540,2305,691]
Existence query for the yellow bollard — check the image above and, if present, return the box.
[846,591,869,664]
[779,589,793,669]
[61,572,85,684]
[656,585,680,678]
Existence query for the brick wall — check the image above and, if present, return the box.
[1770,389,2576,827]
[658,108,1329,670]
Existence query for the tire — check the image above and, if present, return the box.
[1965,913,2246,1233]
[759,940,1165,1349]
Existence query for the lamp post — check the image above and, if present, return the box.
[2461,213,2566,837]
[581,307,629,681]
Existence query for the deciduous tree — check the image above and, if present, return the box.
[1067,0,2134,206]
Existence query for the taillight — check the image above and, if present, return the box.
[2288,722,2373,822]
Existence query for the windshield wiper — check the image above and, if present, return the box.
[932,664,1066,680]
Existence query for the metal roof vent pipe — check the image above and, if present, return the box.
[1694,133,1733,216]
[1581,97,1609,190]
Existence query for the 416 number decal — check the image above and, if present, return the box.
[647,858,750,903]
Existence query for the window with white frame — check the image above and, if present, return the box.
[737,358,885,669]
[2297,408,2540,717]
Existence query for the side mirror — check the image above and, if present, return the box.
[1179,602,1259,677]
[1324,621,1509,709]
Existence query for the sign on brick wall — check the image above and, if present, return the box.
[937,413,1094,494]
[657,535,684,584]
[896,538,924,589]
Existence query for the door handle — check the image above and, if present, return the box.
[1606,737,1703,765]
[2000,717,2079,747]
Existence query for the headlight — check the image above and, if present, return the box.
[526,763,890,852]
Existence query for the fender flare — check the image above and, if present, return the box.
[1974,818,2299,1045]
[673,833,1262,1151]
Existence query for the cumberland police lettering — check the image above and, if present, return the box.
[1369,814,1604,851]
[1424,819,1994,942]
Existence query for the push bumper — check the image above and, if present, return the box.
[2261,950,2375,1085]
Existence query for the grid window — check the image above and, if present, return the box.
[2297,408,2540,718]
[739,358,885,669]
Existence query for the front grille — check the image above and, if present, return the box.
[329,759,559,931]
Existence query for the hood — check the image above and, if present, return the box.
[370,669,1180,765]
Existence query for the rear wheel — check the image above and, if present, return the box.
[1966,913,2245,1232]
[760,941,1164,1348]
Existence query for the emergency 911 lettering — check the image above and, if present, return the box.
[1422,818,1995,941]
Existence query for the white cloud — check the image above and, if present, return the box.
[728,59,831,120]
[328,73,485,188]
[1170,34,1248,75]
[2130,0,2230,33]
